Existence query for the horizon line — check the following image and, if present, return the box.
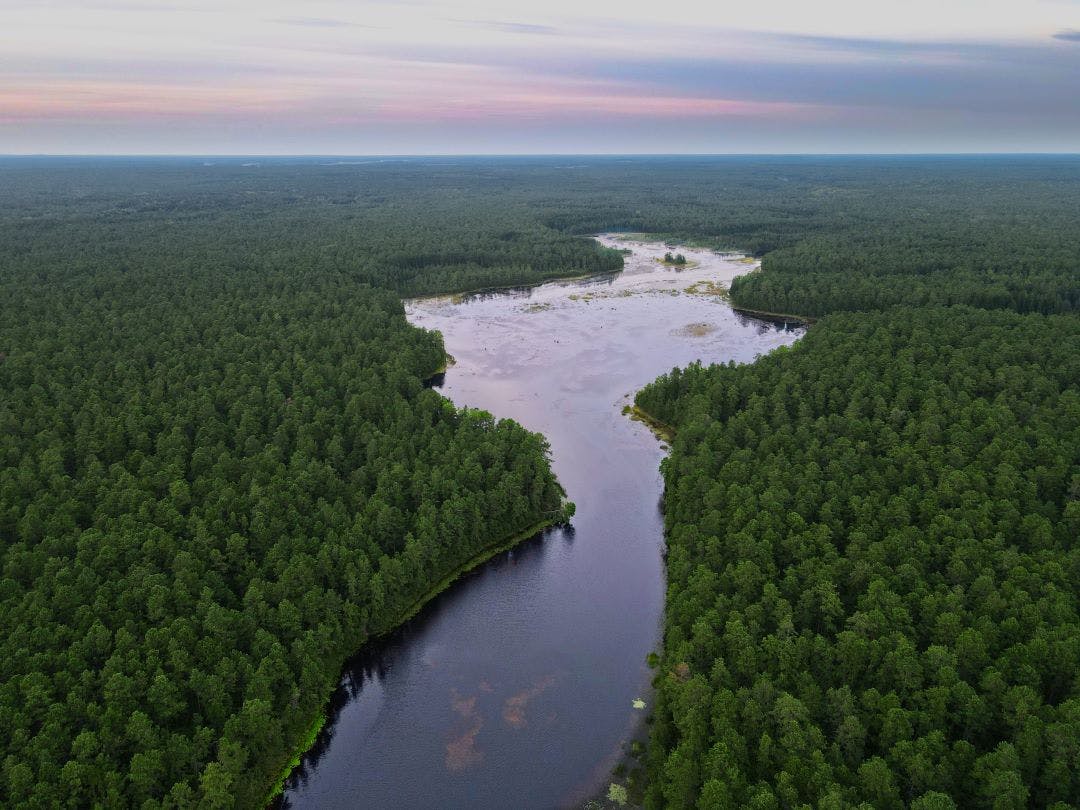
[3,151,1080,159]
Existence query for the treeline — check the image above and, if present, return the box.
[637,308,1080,808]
[730,231,1080,317]
[0,164,572,806]
[9,156,1080,315]
[0,159,625,299]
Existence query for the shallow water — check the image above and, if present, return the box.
[278,236,804,808]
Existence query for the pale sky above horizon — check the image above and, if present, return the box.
[3,0,1080,154]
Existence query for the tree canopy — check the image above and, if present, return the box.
[637,308,1080,808]
[3,155,1080,807]
[0,159,574,807]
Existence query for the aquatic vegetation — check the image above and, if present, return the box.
[607,783,629,805]
[656,256,699,270]
[501,674,557,729]
[446,690,485,771]
[622,404,676,442]
[684,279,729,299]
[445,719,484,771]
[670,322,716,337]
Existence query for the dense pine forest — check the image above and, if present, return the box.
[627,158,1080,808]
[3,156,1080,807]
[0,159,590,807]
[637,311,1080,807]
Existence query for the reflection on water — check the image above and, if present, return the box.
[279,235,804,809]
[734,310,808,333]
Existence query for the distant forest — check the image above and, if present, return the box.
[2,156,1079,807]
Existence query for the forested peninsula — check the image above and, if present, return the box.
[629,159,1080,808]
[3,156,1080,807]
[638,310,1080,808]
[0,160,599,806]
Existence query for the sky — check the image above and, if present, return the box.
[3,0,1080,154]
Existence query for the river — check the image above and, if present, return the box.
[277,236,804,808]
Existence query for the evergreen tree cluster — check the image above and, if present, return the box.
[4,155,1080,807]
[637,310,1080,808]
[0,161,571,806]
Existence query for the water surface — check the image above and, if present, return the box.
[280,236,804,808]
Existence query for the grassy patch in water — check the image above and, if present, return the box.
[684,279,730,299]
[621,404,675,442]
[655,257,701,271]
[671,322,717,338]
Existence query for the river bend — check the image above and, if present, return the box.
[279,236,804,808]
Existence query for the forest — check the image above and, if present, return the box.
[3,155,1080,807]
[627,157,1080,808]
[0,160,584,807]
[637,309,1080,808]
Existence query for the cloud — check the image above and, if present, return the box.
[271,16,374,29]
[4,1,1080,152]
[450,18,560,35]
[765,32,986,58]
[488,21,559,35]
[0,80,313,121]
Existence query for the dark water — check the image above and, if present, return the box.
[278,237,804,809]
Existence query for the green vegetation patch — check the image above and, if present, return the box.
[684,279,729,299]
[607,782,629,805]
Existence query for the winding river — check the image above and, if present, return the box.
[278,237,804,808]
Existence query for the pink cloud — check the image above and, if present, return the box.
[434,92,813,119]
[1,71,822,127]
[0,80,313,121]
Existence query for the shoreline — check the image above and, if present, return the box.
[404,235,630,304]
[623,404,676,443]
[272,233,796,807]
[404,232,765,308]
[405,267,623,305]
[421,353,454,385]
[263,514,564,806]
[569,401,678,809]
[731,305,815,326]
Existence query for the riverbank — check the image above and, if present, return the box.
[571,405,674,810]
[407,269,623,305]
[572,407,679,810]
[731,305,815,326]
[422,353,455,386]
[280,234,805,808]
[622,404,675,443]
[264,514,565,806]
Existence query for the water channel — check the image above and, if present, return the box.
[280,236,804,808]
